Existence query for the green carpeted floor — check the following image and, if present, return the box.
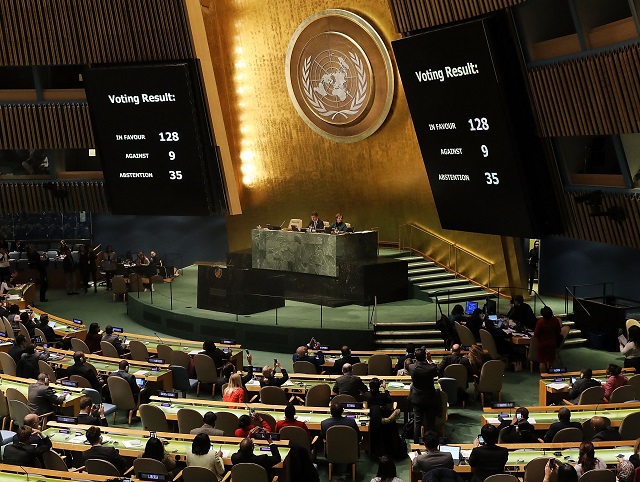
[38,279,628,481]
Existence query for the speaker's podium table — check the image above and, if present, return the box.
[197,228,408,314]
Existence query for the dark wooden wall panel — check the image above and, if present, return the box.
[0,182,108,214]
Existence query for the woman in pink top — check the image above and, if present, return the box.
[603,364,628,402]
[222,373,245,407]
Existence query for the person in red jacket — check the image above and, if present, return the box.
[222,373,245,407]
[274,404,311,439]
[235,413,271,438]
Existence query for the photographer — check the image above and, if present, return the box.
[235,412,271,438]
[77,396,108,426]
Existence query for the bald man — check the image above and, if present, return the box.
[292,345,324,374]
[231,434,281,480]
[437,344,471,376]
[591,416,622,442]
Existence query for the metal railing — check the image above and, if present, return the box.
[399,223,493,287]
[564,282,613,316]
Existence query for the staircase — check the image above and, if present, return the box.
[559,318,588,347]
[373,321,445,350]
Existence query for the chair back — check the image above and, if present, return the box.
[578,469,616,482]
[305,383,331,407]
[170,350,191,369]
[259,386,289,406]
[8,400,32,426]
[42,450,69,471]
[231,462,269,482]
[194,354,217,384]
[628,374,640,399]
[331,394,357,405]
[70,374,93,389]
[524,457,556,482]
[107,375,137,410]
[82,388,103,406]
[558,325,571,350]
[6,387,28,404]
[177,408,204,434]
[133,458,169,477]
[437,377,458,405]
[38,360,56,383]
[619,411,640,440]
[367,354,392,376]
[100,340,120,358]
[0,390,8,418]
[156,344,174,361]
[70,337,91,353]
[527,336,539,364]
[18,323,31,343]
[610,384,637,403]
[577,386,605,405]
[139,403,169,432]
[182,466,218,482]
[485,475,520,482]
[128,340,149,361]
[111,276,128,296]
[477,360,505,393]
[85,458,121,476]
[351,362,368,376]
[0,351,17,376]
[325,425,359,464]
[169,364,194,393]
[479,329,499,359]
[435,390,448,432]
[293,360,316,374]
[4,319,15,339]
[443,363,468,390]
[626,319,640,336]
[279,425,312,454]
[34,328,47,343]
[455,321,476,347]
[214,411,239,436]
[551,427,583,443]
[581,420,595,441]
[129,273,144,292]
[256,412,276,431]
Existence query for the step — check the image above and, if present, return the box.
[375,329,442,337]
[433,290,495,304]
[562,320,574,327]
[414,279,469,290]
[424,284,482,296]
[398,256,431,263]
[375,321,438,328]
[408,267,447,276]
[568,329,581,336]
[407,261,436,269]
[409,273,456,283]
[374,338,444,346]
[564,338,587,347]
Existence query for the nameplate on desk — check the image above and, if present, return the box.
[244,366,262,373]
[548,367,567,373]
[343,402,364,409]
[112,326,123,333]
[72,318,83,325]
[147,357,164,364]
[220,339,236,345]
[56,415,78,424]
[61,380,78,388]
[138,474,168,481]
[491,402,515,408]
[319,345,330,351]
[158,390,177,398]
[0,331,7,338]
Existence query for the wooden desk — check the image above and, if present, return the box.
[312,349,452,369]
[538,368,636,405]
[43,421,290,469]
[0,464,114,482]
[29,306,87,339]
[0,373,85,415]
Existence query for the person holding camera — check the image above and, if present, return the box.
[77,396,107,426]
[260,359,289,387]
[468,424,509,482]
[235,412,271,438]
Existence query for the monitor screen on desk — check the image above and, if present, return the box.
[465,301,478,315]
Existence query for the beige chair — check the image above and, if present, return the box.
[475,360,505,406]
[8,399,33,431]
[351,362,368,376]
[524,457,556,482]
[0,390,10,430]
[182,466,220,482]
[100,340,120,359]
[288,219,303,230]
[628,374,640,399]
[331,394,357,405]
[38,360,56,383]
[133,458,168,477]
[479,329,499,359]
[455,322,476,347]
[194,353,218,397]
[259,386,292,406]
[70,374,93,389]
[367,354,392,376]
[18,322,31,343]
[231,462,276,482]
[527,335,539,372]
[619,411,640,440]
[85,458,121,476]
[578,469,616,482]
[305,383,331,407]
[443,363,468,390]
[6,387,28,405]
[325,425,359,481]
[434,390,448,435]
[139,403,169,432]
[34,328,47,344]
[576,386,605,405]
[129,273,144,293]
[214,411,239,436]
[0,351,17,376]
[3,318,15,339]
[610,384,637,403]
[42,450,72,471]
[551,427,583,442]
[293,360,317,374]
[170,350,190,369]
[71,337,91,353]
[626,319,640,336]
[256,412,276,431]
[279,425,318,459]
[555,325,571,366]
[111,275,128,301]
[485,475,520,482]
[177,408,203,434]
[157,344,174,362]
[128,340,149,361]
[107,375,138,424]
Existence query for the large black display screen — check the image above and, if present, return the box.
[392,13,559,237]
[85,62,227,216]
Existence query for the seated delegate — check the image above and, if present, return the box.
[329,213,348,232]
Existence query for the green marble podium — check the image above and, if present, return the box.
[251,229,378,277]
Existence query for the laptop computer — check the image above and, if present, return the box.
[439,445,462,465]
[136,378,146,388]
[465,301,478,315]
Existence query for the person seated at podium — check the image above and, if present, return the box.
[329,213,348,233]
[332,345,361,375]
[307,211,324,232]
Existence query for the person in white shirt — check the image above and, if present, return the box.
[574,441,607,477]
[620,325,640,371]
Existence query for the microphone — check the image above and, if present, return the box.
[154,332,164,344]
[19,465,30,482]
[594,403,599,415]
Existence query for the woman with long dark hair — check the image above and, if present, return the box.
[84,322,102,353]
[140,436,176,476]
[186,433,225,480]
[575,441,606,476]
[603,364,628,402]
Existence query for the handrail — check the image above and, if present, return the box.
[563,282,613,316]
[400,224,491,265]
[564,287,592,318]
[488,286,544,317]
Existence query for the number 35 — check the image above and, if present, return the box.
[484,172,499,185]
[169,170,182,180]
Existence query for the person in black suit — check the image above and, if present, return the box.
[101,325,125,355]
[568,368,600,404]
[543,407,582,442]
[3,425,52,467]
[110,360,148,403]
[468,424,509,482]
[77,396,108,426]
[38,314,65,347]
[407,348,440,441]
[16,344,42,379]
[332,363,367,399]
[497,407,537,443]
[83,426,130,475]
[332,346,361,375]
[507,295,537,331]
[202,340,231,368]
[307,211,324,232]
[393,343,415,374]
[8,334,27,363]
[231,434,281,480]
[590,416,622,442]
[259,360,289,387]
[13,414,51,448]
[437,343,471,377]
[320,401,361,440]
[66,351,104,392]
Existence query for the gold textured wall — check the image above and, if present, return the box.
[200,0,526,291]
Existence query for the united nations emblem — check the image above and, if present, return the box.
[286,10,394,143]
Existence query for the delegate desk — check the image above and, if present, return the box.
[29,306,87,338]
[0,464,114,482]
[538,368,636,405]
[4,283,36,310]
[43,422,290,470]
[482,402,640,430]
[148,397,370,432]
[407,441,635,481]
[0,373,84,415]
[312,349,453,370]
[252,228,377,277]
[46,348,173,390]
[121,331,244,371]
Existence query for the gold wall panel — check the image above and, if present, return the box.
[201,0,527,291]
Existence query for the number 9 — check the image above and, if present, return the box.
[481,145,489,158]
[168,151,176,160]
